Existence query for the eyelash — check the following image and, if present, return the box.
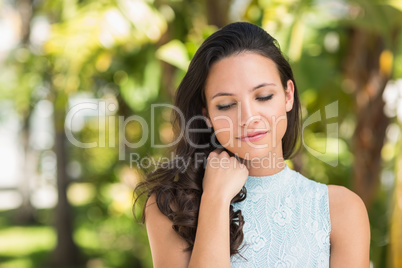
[216,94,274,110]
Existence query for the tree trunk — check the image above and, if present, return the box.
[48,91,83,267]
[204,0,231,27]
[343,28,393,208]
[156,17,177,100]
[16,0,32,44]
[14,114,37,224]
[14,0,37,225]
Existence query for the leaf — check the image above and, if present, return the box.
[385,0,402,12]
[156,40,189,71]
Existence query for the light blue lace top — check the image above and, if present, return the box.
[230,164,331,267]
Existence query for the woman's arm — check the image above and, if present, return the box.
[187,192,231,268]
[145,192,231,268]
[145,150,248,268]
[328,185,371,267]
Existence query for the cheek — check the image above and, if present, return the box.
[212,116,236,145]
[269,106,288,136]
[274,116,288,140]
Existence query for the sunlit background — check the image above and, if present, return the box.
[0,0,401,267]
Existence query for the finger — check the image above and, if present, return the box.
[208,150,218,158]
[219,151,230,158]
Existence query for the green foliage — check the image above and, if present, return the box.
[1,0,401,267]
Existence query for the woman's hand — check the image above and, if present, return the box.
[202,149,249,202]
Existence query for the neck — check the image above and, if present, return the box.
[241,151,286,177]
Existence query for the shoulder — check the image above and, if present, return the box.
[145,193,169,235]
[327,185,370,233]
[144,193,182,246]
[145,193,191,268]
[327,185,370,266]
[327,185,369,223]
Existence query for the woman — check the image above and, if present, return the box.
[134,22,370,267]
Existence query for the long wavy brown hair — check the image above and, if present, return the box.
[133,21,301,257]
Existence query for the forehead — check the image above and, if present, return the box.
[204,52,281,96]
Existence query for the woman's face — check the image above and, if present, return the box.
[203,52,294,160]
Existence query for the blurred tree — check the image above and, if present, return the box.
[390,133,402,267]
[42,0,168,264]
[51,91,83,265]
[204,0,231,27]
[343,2,401,208]
[13,0,37,225]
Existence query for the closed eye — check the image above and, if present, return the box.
[217,103,236,110]
[216,94,274,110]
[257,94,274,101]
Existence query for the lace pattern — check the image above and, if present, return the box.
[230,165,331,267]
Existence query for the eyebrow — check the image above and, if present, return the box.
[211,83,276,100]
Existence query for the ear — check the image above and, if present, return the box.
[202,107,212,128]
[285,80,295,112]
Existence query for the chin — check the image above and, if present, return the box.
[227,147,274,161]
[216,135,283,160]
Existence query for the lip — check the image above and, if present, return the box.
[237,131,268,142]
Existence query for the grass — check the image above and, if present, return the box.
[0,183,152,268]
[0,226,54,268]
[0,211,151,268]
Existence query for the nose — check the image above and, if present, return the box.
[238,101,261,127]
